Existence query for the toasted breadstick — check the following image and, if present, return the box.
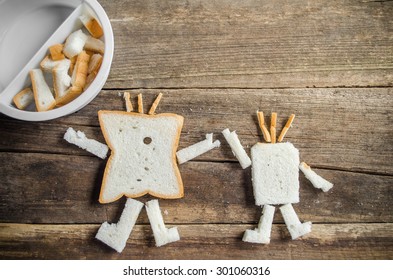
[84,71,96,91]
[69,56,77,76]
[80,14,103,38]
[63,29,88,58]
[278,114,295,142]
[123,92,133,112]
[137,93,143,114]
[270,112,277,144]
[13,88,34,110]
[49,44,65,61]
[71,51,90,90]
[56,86,83,106]
[84,36,104,54]
[30,69,56,112]
[148,93,163,115]
[87,53,102,74]
[82,53,102,91]
[257,111,271,142]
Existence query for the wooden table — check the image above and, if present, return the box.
[0,0,392,260]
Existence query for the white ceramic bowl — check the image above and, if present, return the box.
[0,0,114,121]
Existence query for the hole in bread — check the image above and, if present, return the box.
[137,179,142,182]
[143,137,152,145]
[144,167,149,171]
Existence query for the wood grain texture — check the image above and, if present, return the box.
[0,0,392,260]
[0,223,391,259]
[1,88,392,174]
[0,153,390,224]
[99,0,393,88]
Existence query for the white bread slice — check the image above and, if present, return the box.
[145,199,180,247]
[299,162,333,192]
[251,142,300,206]
[13,88,34,110]
[29,69,56,112]
[80,14,103,38]
[64,127,109,159]
[176,133,220,164]
[52,59,71,103]
[98,111,184,203]
[222,128,251,169]
[96,198,144,253]
[84,35,104,54]
[63,29,88,58]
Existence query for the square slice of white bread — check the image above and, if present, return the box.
[251,142,300,206]
[64,127,108,159]
[222,128,251,169]
[29,69,56,112]
[63,29,88,58]
[84,36,104,54]
[13,88,34,110]
[299,162,333,192]
[98,111,184,203]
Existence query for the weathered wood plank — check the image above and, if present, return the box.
[97,0,393,88]
[1,88,392,174]
[0,153,391,224]
[0,223,391,259]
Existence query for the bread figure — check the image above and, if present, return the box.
[64,93,220,252]
[223,112,333,244]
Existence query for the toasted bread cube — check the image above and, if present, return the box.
[49,44,65,61]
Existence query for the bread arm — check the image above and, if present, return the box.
[299,162,333,192]
[176,133,220,164]
[64,127,108,159]
[222,128,251,169]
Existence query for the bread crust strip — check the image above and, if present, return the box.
[257,111,271,142]
[148,92,163,115]
[137,93,144,114]
[278,114,295,142]
[270,112,277,144]
[123,92,133,112]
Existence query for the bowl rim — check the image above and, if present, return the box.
[0,0,114,121]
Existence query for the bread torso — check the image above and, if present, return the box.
[98,111,184,203]
[251,142,300,206]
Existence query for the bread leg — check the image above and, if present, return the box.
[95,198,143,253]
[280,203,312,240]
[242,204,275,244]
[145,199,180,247]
